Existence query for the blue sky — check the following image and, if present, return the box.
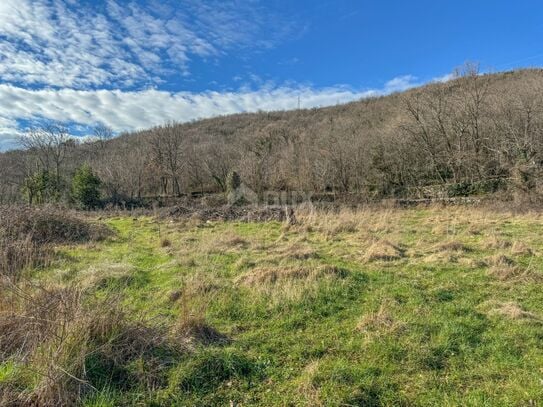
[1,0,543,150]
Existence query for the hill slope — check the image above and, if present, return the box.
[2,68,543,204]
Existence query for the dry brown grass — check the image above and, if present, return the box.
[296,361,323,406]
[203,232,248,254]
[174,317,229,346]
[510,241,534,256]
[235,265,345,286]
[272,241,319,261]
[76,262,135,289]
[435,240,471,253]
[483,234,512,250]
[173,283,229,347]
[423,252,460,264]
[362,240,405,262]
[487,302,540,320]
[0,282,193,406]
[234,264,347,303]
[357,300,404,336]
[487,254,515,267]
[294,207,359,236]
[485,255,541,282]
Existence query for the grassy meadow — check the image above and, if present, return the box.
[3,205,543,406]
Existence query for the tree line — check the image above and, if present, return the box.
[2,66,543,207]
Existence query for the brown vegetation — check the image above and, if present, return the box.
[0,285,182,406]
[0,207,111,280]
[362,240,405,262]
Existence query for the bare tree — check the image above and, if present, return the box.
[93,124,114,150]
[149,123,184,196]
[19,123,71,185]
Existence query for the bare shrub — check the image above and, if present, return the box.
[0,237,51,279]
[0,206,111,244]
[0,206,113,280]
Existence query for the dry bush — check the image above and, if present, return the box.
[0,207,113,281]
[0,206,111,244]
[0,237,51,279]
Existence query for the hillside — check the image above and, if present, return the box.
[2,68,543,205]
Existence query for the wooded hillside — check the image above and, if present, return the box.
[2,67,543,205]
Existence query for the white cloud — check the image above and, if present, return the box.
[0,0,287,89]
[383,75,419,93]
[0,76,421,150]
[432,73,456,83]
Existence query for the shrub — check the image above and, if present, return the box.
[71,165,102,210]
[0,206,111,244]
[0,206,112,279]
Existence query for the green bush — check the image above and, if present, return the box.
[71,164,102,209]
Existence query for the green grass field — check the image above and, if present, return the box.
[5,206,543,406]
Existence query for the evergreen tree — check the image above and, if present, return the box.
[71,164,101,209]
